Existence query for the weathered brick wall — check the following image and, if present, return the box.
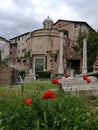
[0,67,12,86]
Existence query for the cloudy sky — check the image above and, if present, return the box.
[0,0,98,40]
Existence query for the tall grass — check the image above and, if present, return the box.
[0,81,98,130]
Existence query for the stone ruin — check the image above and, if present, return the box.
[59,39,98,96]
[0,61,12,86]
[58,68,98,96]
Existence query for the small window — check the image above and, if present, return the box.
[18,37,20,41]
[74,23,77,28]
[10,44,12,48]
[59,24,61,27]
[17,59,21,62]
[23,59,26,63]
[47,23,50,28]
[64,31,68,37]
[15,38,17,42]
[10,51,12,55]
[44,23,46,28]
[80,23,82,27]
[22,49,26,53]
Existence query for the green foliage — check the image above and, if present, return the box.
[24,51,30,57]
[77,29,98,72]
[87,29,98,71]
[36,71,51,79]
[77,29,88,49]
[0,82,98,130]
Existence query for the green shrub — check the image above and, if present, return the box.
[36,71,51,79]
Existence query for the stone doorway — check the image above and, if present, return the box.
[35,58,44,72]
[67,60,80,74]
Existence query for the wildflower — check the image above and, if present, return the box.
[51,78,59,85]
[25,98,32,106]
[64,74,69,78]
[86,112,91,116]
[86,78,91,83]
[82,75,88,80]
[42,90,56,99]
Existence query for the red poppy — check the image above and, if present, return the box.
[42,90,56,99]
[51,78,59,85]
[25,98,32,106]
[82,75,88,80]
[86,78,91,83]
[64,74,69,78]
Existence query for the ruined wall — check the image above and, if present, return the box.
[0,67,12,86]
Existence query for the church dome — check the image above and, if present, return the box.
[43,16,53,23]
[43,16,54,29]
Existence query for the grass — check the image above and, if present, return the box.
[0,80,98,130]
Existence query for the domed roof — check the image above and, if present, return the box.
[43,16,53,23]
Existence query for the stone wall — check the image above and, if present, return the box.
[93,56,98,71]
[0,67,12,86]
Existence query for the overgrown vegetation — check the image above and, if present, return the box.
[0,81,98,130]
[36,71,51,79]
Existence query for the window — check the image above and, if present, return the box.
[64,31,68,37]
[59,24,61,27]
[22,49,26,53]
[10,44,12,48]
[18,37,20,41]
[47,23,50,28]
[15,38,17,42]
[10,51,12,55]
[74,23,77,28]
[80,23,82,27]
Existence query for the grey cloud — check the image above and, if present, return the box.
[0,0,41,39]
[0,0,98,40]
[63,0,98,29]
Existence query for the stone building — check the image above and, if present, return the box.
[10,32,30,71]
[9,16,94,74]
[0,37,10,61]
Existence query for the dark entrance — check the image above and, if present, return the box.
[67,60,80,74]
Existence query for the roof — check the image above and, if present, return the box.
[43,16,53,23]
[10,32,30,40]
[0,36,10,42]
[54,19,95,32]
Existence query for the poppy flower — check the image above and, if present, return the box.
[86,78,91,83]
[64,74,69,78]
[51,78,59,85]
[42,90,56,99]
[25,98,32,106]
[82,75,88,80]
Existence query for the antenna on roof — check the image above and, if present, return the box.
[48,12,50,18]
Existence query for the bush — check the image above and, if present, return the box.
[36,71,51,79]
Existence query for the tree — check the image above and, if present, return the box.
[78,29,98,72]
